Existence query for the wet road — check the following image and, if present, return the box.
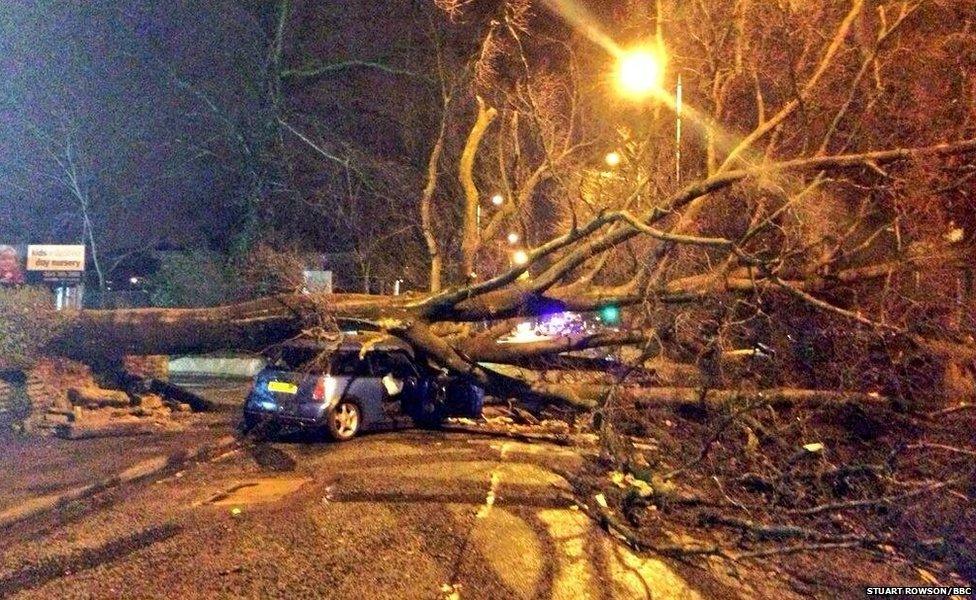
[0,381,721,599]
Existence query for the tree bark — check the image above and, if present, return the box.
[459,96,497,280]
[421,99,449,292]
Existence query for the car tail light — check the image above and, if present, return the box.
[312,375,338,402]
[312,375,337,403]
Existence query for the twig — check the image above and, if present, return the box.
[906,442,976,458]
[732,539,884,560]
[572,498,727,559]
[711,476,752,515]
[666,399,761,480]
[440,423,577,446]
[701,513,867,543]
[926,403,974,418]
[788,471,974,516]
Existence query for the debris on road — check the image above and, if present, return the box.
[442,417,589,447]
[16,358,195,438]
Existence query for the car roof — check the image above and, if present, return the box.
[278,333,415,357]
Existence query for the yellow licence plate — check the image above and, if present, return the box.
[267,381,298,394]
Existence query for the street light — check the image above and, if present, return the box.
[604,151,621,168]
[491,193,505,207]
[616,47,665,100]
[512,249,529,266]
[507,232,520,245]
[615,45,682,183]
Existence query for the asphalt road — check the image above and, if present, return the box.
[0,380,721,600]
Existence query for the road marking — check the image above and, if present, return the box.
[475,471,501,519]
[442,441,512,598]
[475,442,508,519]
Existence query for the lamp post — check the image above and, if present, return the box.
[675,73,682,184]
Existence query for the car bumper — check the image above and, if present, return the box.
[245,397,329,426]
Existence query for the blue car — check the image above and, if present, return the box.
[243,336,483,440]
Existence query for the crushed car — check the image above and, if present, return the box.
[242,334,483,440]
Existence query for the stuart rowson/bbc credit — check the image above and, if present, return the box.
[865,587,973,596]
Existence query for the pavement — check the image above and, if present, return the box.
[0,379,731,600]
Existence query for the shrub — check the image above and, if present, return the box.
[0,286,63,369]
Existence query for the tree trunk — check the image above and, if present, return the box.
[421,114,447,292]
[459,96,497,279]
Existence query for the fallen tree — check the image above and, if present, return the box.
[3,134,970,412]
[6,0,972,415]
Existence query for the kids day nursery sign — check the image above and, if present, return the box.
[26,245,86,282]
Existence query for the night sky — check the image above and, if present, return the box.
[0,0,266,250]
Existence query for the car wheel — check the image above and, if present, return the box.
[447,382,484,418]
[326,401,361,441]
[414,386,446,429]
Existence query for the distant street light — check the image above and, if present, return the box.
[616,47,665,100]
[604,151,621,168]
[512,249,529,266]
[507,232,520,245]
[491,193,505,207]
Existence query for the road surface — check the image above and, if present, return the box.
[0,380,729,599]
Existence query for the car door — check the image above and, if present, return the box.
[328,351,383,430]
[369,351,419,426]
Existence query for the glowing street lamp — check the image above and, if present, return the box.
[604,151,621,168]
[615,46,683,183]
[616,47,665,100]
[491,193,505,207]
[512,249,529,266]
[507,232,520,245]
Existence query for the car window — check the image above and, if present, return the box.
[276,345,327,371]
[370,352,417,378]
[330,352,370,377]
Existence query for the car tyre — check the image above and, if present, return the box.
[447,381,484,419]
[326,400,361,441]
[414,385,446,429]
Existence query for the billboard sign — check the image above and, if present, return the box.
[0,245,25,285]
[26,245,86,272]
[25,245,86,284]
